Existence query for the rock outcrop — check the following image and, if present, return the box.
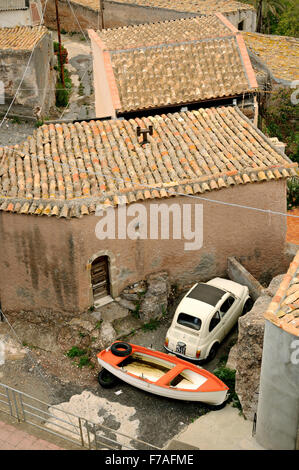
[119,271,170,323]
[231,274,286,420]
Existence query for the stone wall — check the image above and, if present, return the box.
[103,1,195,29]
[0,180,289,319]
[42,0,102,32]
[103,1,256,31]
[41,0,256,33]
[229,273,285,420]
[0,32,56,118]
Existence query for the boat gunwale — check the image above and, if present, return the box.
[97,343,229,393]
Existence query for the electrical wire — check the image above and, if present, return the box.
[0,0,50,129]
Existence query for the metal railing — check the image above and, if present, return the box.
[0,382,161,450]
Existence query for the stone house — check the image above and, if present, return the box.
[0,25,56,118]
[102,0,257,31]
[0,0,43,27]
[0,105,297,320]
[42,0,256,33]
[42,0,103,32]
[256,250,299,450]
[89,14,258,120]
[243,32,299,88]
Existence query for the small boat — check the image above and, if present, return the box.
[97,342,229,405]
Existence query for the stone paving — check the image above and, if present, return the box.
[0,420,63,450]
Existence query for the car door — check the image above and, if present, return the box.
[219,295,239,334]
[207,310,224,346]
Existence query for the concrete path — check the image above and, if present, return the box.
[0,420,63,450]
[166,404,264,450]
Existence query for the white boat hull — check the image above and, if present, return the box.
[98,358,228,405]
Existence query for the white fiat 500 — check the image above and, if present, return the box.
[164,278,251,362]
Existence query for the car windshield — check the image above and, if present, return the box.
[177,313,202,331]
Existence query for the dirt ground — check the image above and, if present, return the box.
[0,298,238,450]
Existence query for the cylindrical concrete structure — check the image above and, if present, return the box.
[256,320,299,450]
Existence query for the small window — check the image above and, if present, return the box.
[220,296,235,315]
[177,313,202,331]
[209,311,221,332]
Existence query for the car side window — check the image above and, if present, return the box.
[220,296,235,316]
[209,311,221,332]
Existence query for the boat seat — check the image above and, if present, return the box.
[155,364,186,387]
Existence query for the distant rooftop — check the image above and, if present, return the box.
[0,106,297,219]
[91,14,257,113]
[0,0,28,11]
[104,0,255,14]
[0,25,48,51]
[243,32,299,83]
[70,0,101,10]
[265,250,299,337]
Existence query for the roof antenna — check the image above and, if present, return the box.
[137,125,153,145]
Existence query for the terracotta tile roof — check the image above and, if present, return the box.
[70,0,101,10]
[243,32,299,83]
[0,0,28,11]
[92,15,257,113]
[0,25,48,51]
[0,106,297,219]
[265,250,299,337]
[106,0,255,14]
[99,14,233,48]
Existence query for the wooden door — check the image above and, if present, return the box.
[91,256,110,301]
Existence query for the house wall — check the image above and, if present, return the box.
[0,179,288,317]
[256,320,299,449]
[103,1,195,29]
[42,0,102,32]
[103,1,256,32]
[0,33,56,118]
[0,1,43,28]
[0,10,31,27]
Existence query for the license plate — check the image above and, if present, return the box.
[176,342,186,355]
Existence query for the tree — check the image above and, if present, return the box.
[254,0,287,32]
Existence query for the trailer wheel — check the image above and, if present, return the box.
[98,368,119,388]
[110,342,132,357]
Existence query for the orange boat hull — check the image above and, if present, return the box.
[97,343,229,405]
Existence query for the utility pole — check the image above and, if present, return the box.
[55,0,65,87]
[100,0,104,30]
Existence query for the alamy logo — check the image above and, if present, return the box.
[95,199,203,251]
[0,340,5,366]
[290,339,299,365]
[0,81,4,105]
[290,80,299,105]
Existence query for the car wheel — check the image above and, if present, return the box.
[110,341,132,357]
[98,368,119,388]
[243,298,254,315]
[208,343,219,362]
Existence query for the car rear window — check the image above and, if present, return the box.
[187,283,225,306]
[177,313,202,331]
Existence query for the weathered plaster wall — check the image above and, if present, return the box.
[0,180,288,317]
[103,1,256,31]
[0,33,56,118]
[103,1,195,29]
[0,10,32,28]
[256,320,299,449]
[42,0,102,32]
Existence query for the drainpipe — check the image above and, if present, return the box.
[253,94,258,127]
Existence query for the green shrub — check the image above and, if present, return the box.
[66,346,87,358]
[213,366,242,411]
[142,318,160,331]
[287,176,299,209]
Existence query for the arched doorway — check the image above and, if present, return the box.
[91,255,110,302]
